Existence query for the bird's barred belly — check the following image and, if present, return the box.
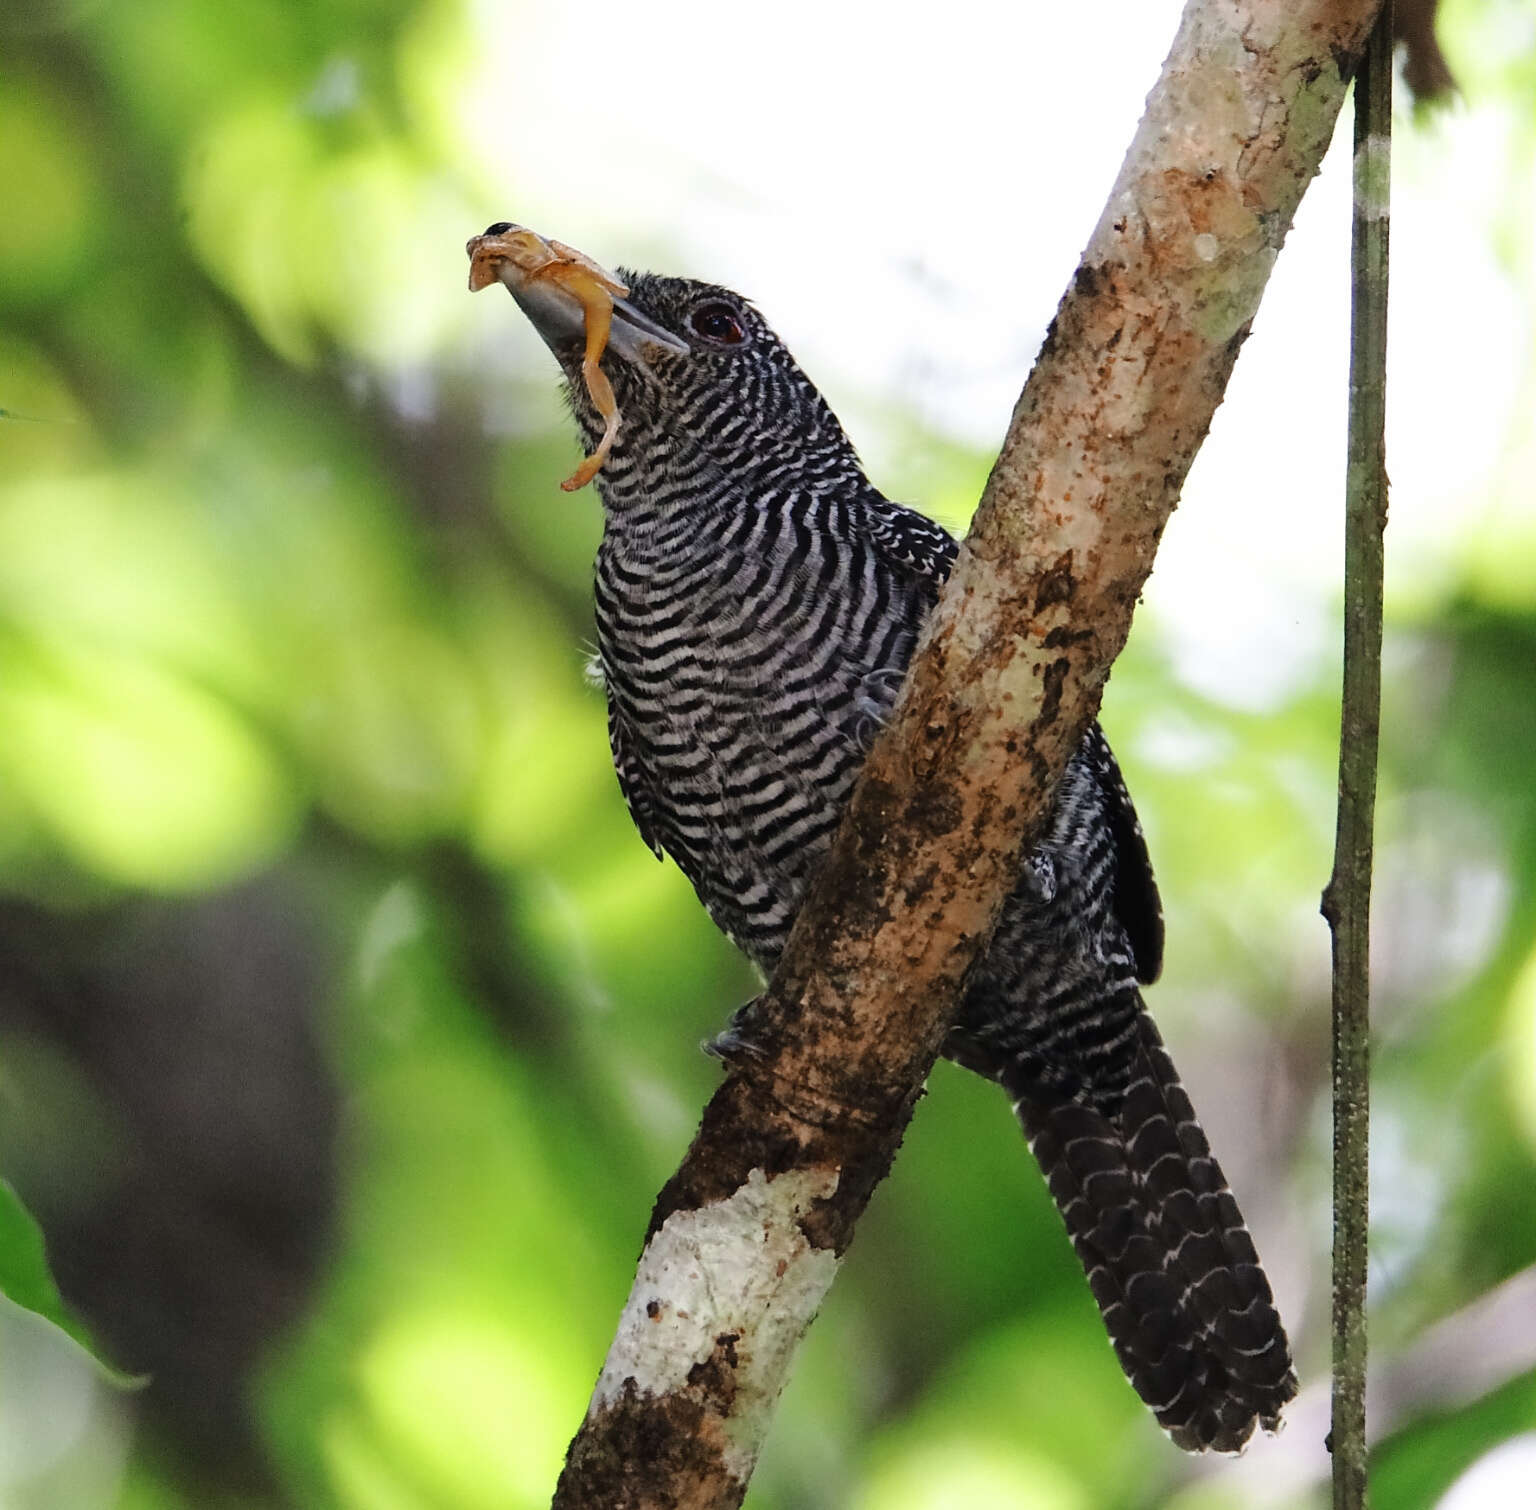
[632,683,1142,1106]
[595,541,1141,1108]
[596,538,901,961]
[613,672,869,964]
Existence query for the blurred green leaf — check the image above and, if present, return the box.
[1372,1368,1536,1510]
[0,1176,143,1389]
[0,1175,76,1340]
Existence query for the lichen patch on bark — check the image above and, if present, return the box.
[592,1167,841,1483]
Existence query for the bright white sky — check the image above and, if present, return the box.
[450,0,1530,713]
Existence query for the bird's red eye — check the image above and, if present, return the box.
[689,303,746,345]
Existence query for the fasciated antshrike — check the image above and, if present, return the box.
[491,237,1297,1452]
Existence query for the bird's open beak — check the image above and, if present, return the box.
[515,276,689,366]
[467,226,688,367]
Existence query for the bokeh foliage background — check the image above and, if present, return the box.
[2,1,1535,1506]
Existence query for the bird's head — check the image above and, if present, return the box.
[469,224,861,511]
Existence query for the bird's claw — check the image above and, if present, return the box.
[702,997,770,1065]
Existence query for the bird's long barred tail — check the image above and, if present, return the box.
[1009,1007,1297,1452]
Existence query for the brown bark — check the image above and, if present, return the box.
[553,1,1388,1504]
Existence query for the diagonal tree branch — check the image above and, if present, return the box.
[553,2,1387,1504]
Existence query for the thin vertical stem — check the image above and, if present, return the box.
[1323,5,1391,1507]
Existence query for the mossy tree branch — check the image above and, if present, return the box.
[1321,6,1392,1507]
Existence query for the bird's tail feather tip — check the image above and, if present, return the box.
[1162,1360,1298,1452]
[1009,1027,1296,1454]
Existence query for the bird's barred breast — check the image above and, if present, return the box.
[594,511,920,964]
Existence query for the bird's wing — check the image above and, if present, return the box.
[864,498,1163,981]
[606,690,665,859]
[865,497,961,585]
[1085,722,1164,984]
[842,499,958,751]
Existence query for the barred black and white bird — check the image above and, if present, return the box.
[479,225,1297,1453]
